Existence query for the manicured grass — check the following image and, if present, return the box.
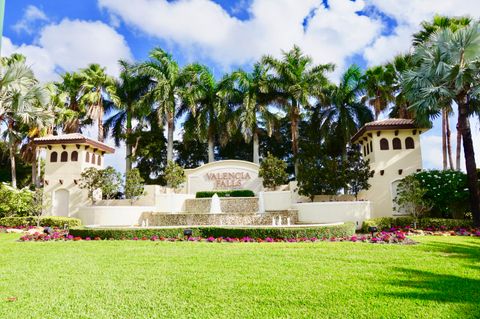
[0,234,479,319]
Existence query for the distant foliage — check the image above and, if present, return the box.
[394,175,432,227]
[297,149,372,200]
[79,168,103,203]
[344,150,374,200]
[0,183,34,218]
[124,168,145,204]
[164,161,186,190]
[100,167,123,200]
[79,167,122,203]
[259,153,288,190]
[413,170,469,218]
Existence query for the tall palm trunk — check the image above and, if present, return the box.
[441,109,447,169]
[31,146,37,186]
[456,113,462,170]
[8,122,17,188]
[457,97,480,226]
[253,130,260,164]
[166,115,174,162]
[207,133,215,163]
[291,103,300,177]
[445,112,454,169]
[97,95,104,142]
[125,110,133,173]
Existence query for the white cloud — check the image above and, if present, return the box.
[98,0,382,77]
[12,5,49,34]
[363,0,480,65]
[2,19,133,81]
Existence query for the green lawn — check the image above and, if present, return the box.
[0,233,479,319]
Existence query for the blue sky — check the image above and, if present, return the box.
[3,0,480,173]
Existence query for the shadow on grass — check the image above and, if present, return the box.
[418,237,480,263]
[385,239,480,317]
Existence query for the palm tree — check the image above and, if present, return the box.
[318,65,374,158]
[79,64,118,142]
[20,83,75,186]
[262,45,333,176]
[55,71,85,134]
[227,63,278,164]
[139,48,185,162]
[413,15,473,170]
[104,60,151,173]
[363,65,394,120]
[0,56,51,188]
[180,64,228,163]
[403,23,480,226]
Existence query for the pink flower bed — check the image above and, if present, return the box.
[12,226,480,244]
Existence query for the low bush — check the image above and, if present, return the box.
[69,223,356,240]
[0,216,82,228]
[195,190,255,198]
[361,217,474,232]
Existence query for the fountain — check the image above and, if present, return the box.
[210,194,222,214]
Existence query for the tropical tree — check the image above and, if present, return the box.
[139,48,186,162]
[403,22,480,226]
[262,45,333,176]
[363,65,394,120]
[56,71,85,133]
[79,64,118,142]
[104,60,151,173]
[0,55,52,188]
[226,63,279,164]
[318,65,374,158]
[180,64,226,163]
[413,15,473,170]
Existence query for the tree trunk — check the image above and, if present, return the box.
[457,98,480,226]
[31,147,37,187]
[253,130,260,164]
[208,133,215,163]
[441,109,447,170]
[291,103,300,177]
[445,111,454,170]
[125,111,133,173]
[167,117,174,162]
[456,116,462,170]
[97,100,104,142]
[9,141,17,189]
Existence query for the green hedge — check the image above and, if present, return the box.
[69,223,356,240]
[0,216,82,228]
[361,217,474,232]
[195,190,255,198]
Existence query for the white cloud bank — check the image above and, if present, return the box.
[363,0,480,65]
[98,0,382,77]
[3,19,133,81]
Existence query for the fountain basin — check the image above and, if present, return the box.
[145,210,297,226]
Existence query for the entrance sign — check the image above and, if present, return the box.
[185,160,262,194]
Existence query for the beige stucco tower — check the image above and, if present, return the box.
[351,119,429,218]
[34,134,115,218]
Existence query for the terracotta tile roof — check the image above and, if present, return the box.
[34,133,115,153]
[351,118,422,143]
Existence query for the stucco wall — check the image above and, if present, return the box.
[357,129,423,217]
[293,201,371,229]
[261,191,292,211]
[43,144,106,217]
[77,206,156,226]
